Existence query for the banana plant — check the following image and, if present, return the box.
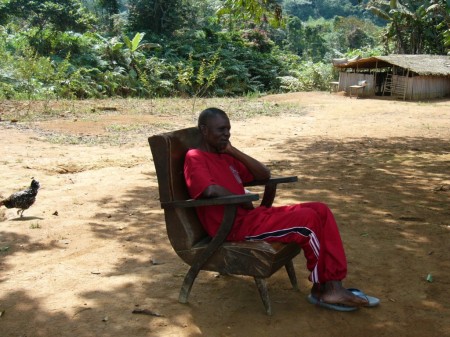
[122,32,161,79]
[365,0,448,54]
[94,33,125,65]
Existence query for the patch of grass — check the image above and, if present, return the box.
[1,97,303,146]
[1,97,298,122]
[44,134,103,146]
[105,124,131,132]
[29,222,41,229]
[106,122,173,135]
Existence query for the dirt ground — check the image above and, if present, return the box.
[0,92,449,337]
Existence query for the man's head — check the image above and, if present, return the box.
[198,107,231,153]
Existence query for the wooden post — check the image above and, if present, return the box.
[403,69,409,100]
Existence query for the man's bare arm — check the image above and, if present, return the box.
[223,143,271,181]
[200,184,254,209]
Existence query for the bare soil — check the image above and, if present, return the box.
[0,92,449,337]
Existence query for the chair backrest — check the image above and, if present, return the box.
[149,127,207,255]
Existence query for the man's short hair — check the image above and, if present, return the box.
[198,107,228,128]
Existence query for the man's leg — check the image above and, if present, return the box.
[240,203,368,306]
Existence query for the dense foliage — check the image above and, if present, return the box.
[365,0,449,54]
[0,0,447,100]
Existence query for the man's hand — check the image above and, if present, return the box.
[221,140,233,154]
[221,142,271,181]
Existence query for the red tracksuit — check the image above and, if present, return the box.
[184,149,348,283]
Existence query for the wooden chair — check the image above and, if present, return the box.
[148,127,301,315]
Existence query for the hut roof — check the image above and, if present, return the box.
[333,54,450,76]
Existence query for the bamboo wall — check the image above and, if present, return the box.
[338,72,450,100]
[338,72,375,97]
[405,76,450,100]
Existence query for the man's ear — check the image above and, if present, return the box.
[199,124,207,135]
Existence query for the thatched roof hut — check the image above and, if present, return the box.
[332,54,450,100]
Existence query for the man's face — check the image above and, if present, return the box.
[202,114,231,153]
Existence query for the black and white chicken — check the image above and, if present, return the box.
[0,179,40,217]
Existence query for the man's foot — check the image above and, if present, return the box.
[321,281,369,306]
[311,281,369,307]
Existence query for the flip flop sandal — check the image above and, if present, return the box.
[347,288,380,307]
[307,294,359,312]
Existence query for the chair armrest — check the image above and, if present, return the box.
[245,176,298,208]
[244,176,298,187]
[161,193,259,209]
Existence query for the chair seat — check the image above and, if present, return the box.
[178,240,301,278]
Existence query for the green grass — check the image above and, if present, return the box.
[29,222,41,229]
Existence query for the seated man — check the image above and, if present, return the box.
[184,107,378,311]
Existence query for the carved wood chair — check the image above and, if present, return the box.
[148,127,301,315]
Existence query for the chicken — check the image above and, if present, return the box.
[0,179,40,217]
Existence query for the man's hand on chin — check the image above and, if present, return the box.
[221,142,234,154]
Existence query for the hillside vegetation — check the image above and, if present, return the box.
[0,0,448,100]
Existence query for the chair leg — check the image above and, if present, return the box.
[178,266,200,304]
[254,277,272,315]
[178,205,238,304]
[285,260,299,290]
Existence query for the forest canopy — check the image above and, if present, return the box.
[0,0,448,100]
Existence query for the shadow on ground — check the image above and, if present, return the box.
[1,136,448,337]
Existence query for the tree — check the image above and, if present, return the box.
[333,16,380,51]
[283,16,305,55]
[96,0,121,32]
[0,0,96,33]
[98,0,120,15]
[283,0,364,21]
[0,0,97,57]
[126,0,187,35]
[216,0,284,29]
[302,23,328,61]
[365,0,449,54]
